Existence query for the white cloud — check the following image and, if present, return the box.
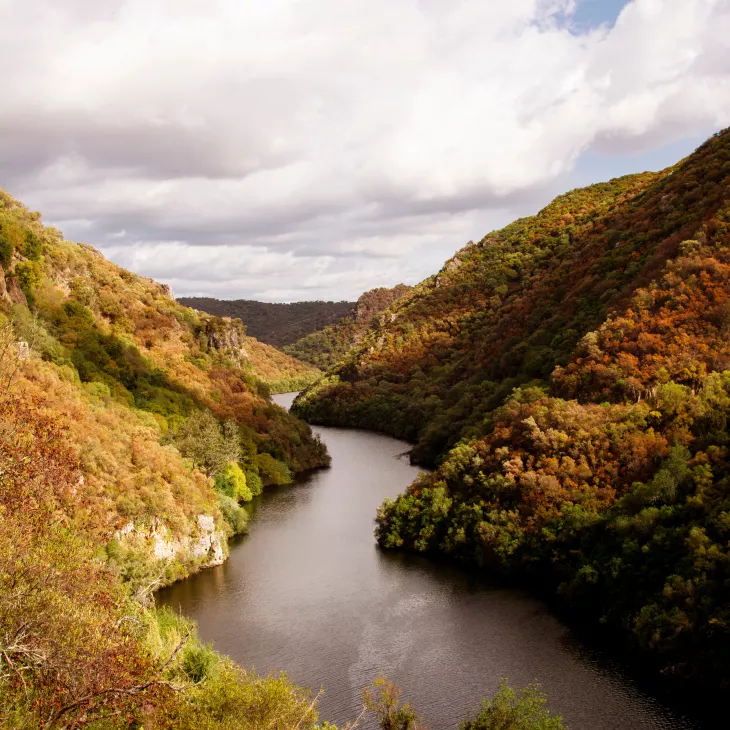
[0,0,728,301]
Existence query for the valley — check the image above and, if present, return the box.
[159,393,706,730]
[3,126,730,729]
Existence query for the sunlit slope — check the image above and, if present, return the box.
[297,128,730,688]
[294,131,730,466]
[0,186,329,574]
[284,284,413,371]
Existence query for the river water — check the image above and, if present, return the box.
[158,392,704,729]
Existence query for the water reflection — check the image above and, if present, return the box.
[158,393,702,729]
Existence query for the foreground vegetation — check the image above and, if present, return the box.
[362,677,565,730]
[295,129,730,688]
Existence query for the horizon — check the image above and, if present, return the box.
[2,0,729,303]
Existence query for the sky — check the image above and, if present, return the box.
[1,0,729,303]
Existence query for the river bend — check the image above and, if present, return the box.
[159,392,702,729]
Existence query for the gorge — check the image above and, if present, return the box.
[159,393,705,730]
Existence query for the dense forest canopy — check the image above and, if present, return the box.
[284,284,413,370]
[293,128,730,688]
[178,297,354,348]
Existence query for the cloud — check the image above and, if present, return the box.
[0,0,729,301]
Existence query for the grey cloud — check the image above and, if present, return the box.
[1,0,729,301]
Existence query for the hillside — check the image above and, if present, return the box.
[0,185,330,572]
[284,284,413,370]
[293,129,730,687]
[0,187,338,727]
[241,335,322,391]
[0,190,559,730]
[178,296,354,348]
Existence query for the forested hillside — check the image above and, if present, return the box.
[178,296,353,348]
[0,185,330,574]
[284,284,413,370]
[0,186,339,725]
[0,186,561,729]
[293,129,730,687]
[241,335,322,391]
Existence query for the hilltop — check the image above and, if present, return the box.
[284,284,413,370]
[178,296,354,348]
[293,129,730,687]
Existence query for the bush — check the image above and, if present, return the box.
[0,234,12,266]
[173,411,240,477]
[256,452,292,486]
[22,230,43,260]
[460,681,565,730]
[215,461,253,502]
[364,677,425,730]
[245,468,264,496]
[217,493,249,535]
[181,642,218,683]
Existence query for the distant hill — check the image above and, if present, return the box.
[177,297,354,348]
[284,284,413,370]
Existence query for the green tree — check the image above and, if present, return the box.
[461,681,566,730]
[215,461,253,502]
[256,452,293,486]
[0,233,12,267]
[363,677,425,730]
[173,410,240,477]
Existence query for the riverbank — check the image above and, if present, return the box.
[159,393,704,730]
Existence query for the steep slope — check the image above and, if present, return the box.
[195,312,322,392]
[294,129,730,686]
[0,186,329,577]
[178,296,353,347]
[284,284,413,370]
[242,334,322,391]
[0,345,329,729]
[0,187,337,726]
[294,133,730,464]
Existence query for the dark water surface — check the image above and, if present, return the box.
[159,393,702,729]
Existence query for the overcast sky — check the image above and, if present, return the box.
[1,0,729,302]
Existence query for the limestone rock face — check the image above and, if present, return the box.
[152,522,178,560]
[192,514,225,565]
[204,317,249,364]
[197,514,215,532]
[114,513,228,574]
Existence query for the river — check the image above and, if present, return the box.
[158,392,705,729]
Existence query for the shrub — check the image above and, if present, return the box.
[181,642,218,683]
[215,461,253,502]
[217,493,249,535]
[256,452,292,486]
[460,681,566,730]
[364,677,425,730]
[0,233,12,266]
[173,411,241,477]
